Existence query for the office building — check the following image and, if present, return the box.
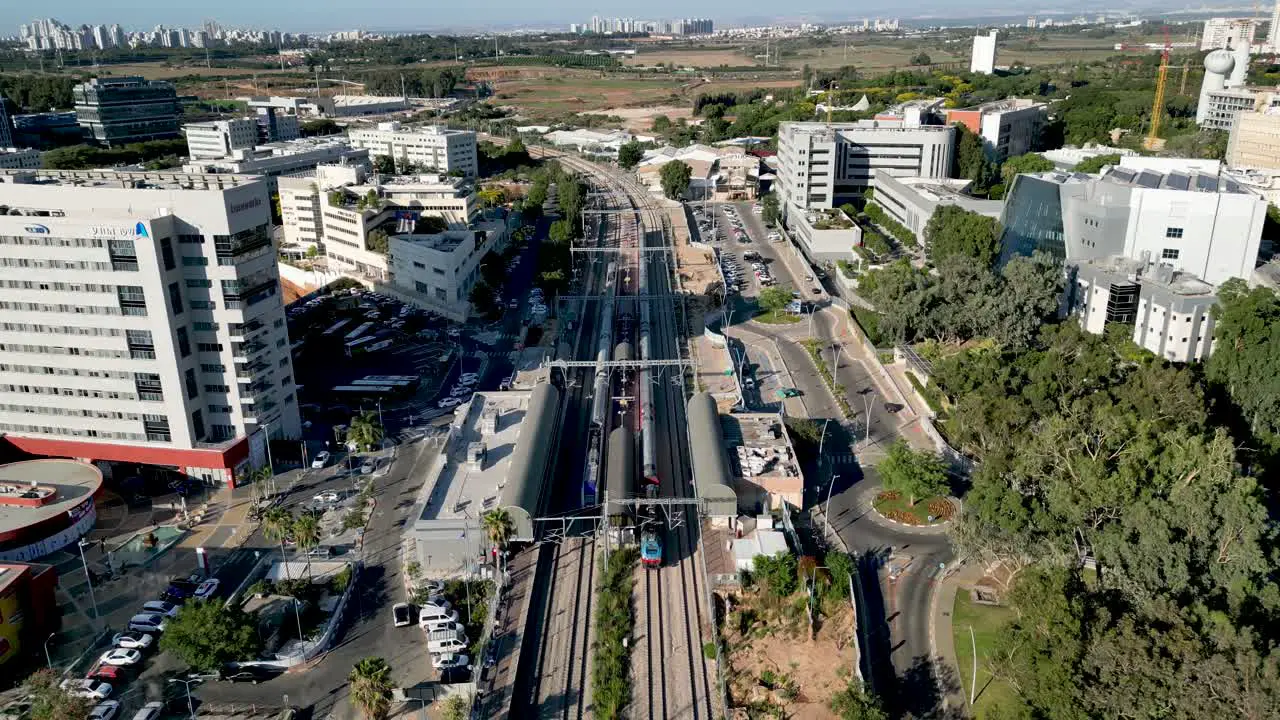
[389,219,510,320]
[181,138,369,194]
[945,99,1047,163]
[1041,145,1136,171]
[347,123,478,178]
[279,165,477,284]
[0,169,300,485]
[788,207,862,263]
[254,107,300,144]
[73,77,180,147]
[1227,106,1280,170]
[0,96,13,149]
[11,112,80,148]
[775,120,955,215]
[998,162,1266,286]
[1200,18,1260,51]
[0,149,42,170]
[185,118,259,160]
[970,30,998,74]
[330,96,409,117]
[635,144,760,200]
[872,170,1004,239]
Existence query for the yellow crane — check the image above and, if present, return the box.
[1144,30,1171,151]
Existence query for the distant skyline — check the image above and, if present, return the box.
[2,1,1166,34]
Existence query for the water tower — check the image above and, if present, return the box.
[1196,49,1236,126]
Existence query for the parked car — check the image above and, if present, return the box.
[392,603,413,627]
[131,703,164,720]
[426,620,466,634]
[438,397,462,409]
[418,605,459,626]
[111,631,154,650]
[87,665,128,683]
[218,666,283,684]
[89,701,120,720]
[311,451,331,469]
[60,680,112,700]
[193,578,221,601]
[432,653,469,670]
[313,491,340,504]
[360,459,376,475]
[140,601,179,618]
[98,649,142,667]
[127,614,167,634]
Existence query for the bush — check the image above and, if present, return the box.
[851,307,888,348]
[332,565,353,594]
[592,547,639,718]
[863,202,918,248]
[753,552,799,597]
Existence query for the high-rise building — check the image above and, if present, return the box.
[775,120,955,214]
[1201,18,1260,51]
[0,169,300,485]
[0,96,14,149]
[346,123,478,177]
[1227,106,1280,170]
[73,77,180,147]
[970,30,998,74]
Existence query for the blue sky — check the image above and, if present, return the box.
[3,1,943,33]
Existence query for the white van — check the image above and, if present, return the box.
[418,605,459,626]
[427,637,467,654]
[426,628,467,644]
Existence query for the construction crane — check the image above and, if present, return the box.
[1144,28,1171,151]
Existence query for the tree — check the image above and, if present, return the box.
[752,551,799,597]
[346,411,384,451]
[659,160,692,200]
[924,205,1001,267]
[482,508,514,551]
[365,229,389,255]
[262,508,295,575]
[468,282,500,321]
[293,512,322,580]
[301,118,340,137]
[877,440,949,506]
[1000,152,1054,186]
[953,123,996,192]
[349,657,395,720]
[758,286,793,320]
[548,219,574,244]
[1072,153,1122,174]
[440,696,469,720]
[909,52,932,66]
[477,186,505,208]
[617,140,644,170]
[761,192,781,226]
[23,669,90,720]
[829,681,889,720]
[372,155,396,174]
[651,115,672,132]
[160,600,263,672]
[1207,280,1280,458]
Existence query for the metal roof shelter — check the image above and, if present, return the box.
[499,382,561,540]
[687,392,738,517]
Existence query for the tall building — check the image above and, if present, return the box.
[1200,18,1260,51]
[0,96,13,149]
[970,30,998,75]
[944,98,1048,163]
[1227,107,1280,170]
[346,123,478,177]
[998,161,1266,286]
[775,120,955,215]
[184,118,259,160]
[73,77,180,147]
[0,170,300,485]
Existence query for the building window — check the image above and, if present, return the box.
[184,368,199,400]
[168,282,183,314]
[160,237,175,270]
[191,410,205,441]
[176,328,191,357]
[1165,227,1183,239]
[1161,248,1180,260]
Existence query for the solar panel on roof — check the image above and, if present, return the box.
[1135,171,1161,189]
[1194,174,1217,192]
[1165,173,1190,191]
[1110,167,1136,183]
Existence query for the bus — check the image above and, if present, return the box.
[360,375,420,387]
[344,335,378,356]
[322,318,354,337]
[362,338,395,354]
[344,322,374,343]
[332,385,395,398]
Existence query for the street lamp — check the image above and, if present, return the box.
[861,391,876,450]
[167,677,205,719]
[824,474,841,537]
[76,539,99,621]
[43,632,55,668]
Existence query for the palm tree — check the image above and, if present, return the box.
[262,508,296,580]
[292,512,322,581]
[482,508,514,575]
[346,411,384,452]
[349,657,394,720]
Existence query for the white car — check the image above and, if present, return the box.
[140,601,180,618]
[194,578,221,601]
[132,703,164,720]
[392,602,413,627]
[111,631,154,650]
[438,396,463,409]
[446,327,461,338]
[314,491,340,504]
[61,680,112,700]
[99,649,142,667]
[90,701,121,720]
[458,373,479,384]
[311,451,331,469]
[426,621,466,634]
[360,459,376,475]
[432,653,469,670]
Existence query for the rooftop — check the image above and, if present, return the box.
[963,97,1046,113]
[1081,255,1217,296]
[0,460,103,536]
[804,207,856,230]
[726,413,802,489]
[1101,165,1250,194]
[0,169,262,190]
[892,176,977,203]
[418,391,533,524]
[332,95,406,107]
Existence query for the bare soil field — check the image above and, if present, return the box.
[590,104,694,132]
[482,67,689,119]
[623,47,752,68]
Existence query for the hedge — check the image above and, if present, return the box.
[864,202,918,248]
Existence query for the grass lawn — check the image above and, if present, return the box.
[871,491,952,525]
[754,309,802,324]
[952,590,1020,719]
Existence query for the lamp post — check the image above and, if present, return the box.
[76,539,99,621]
[167,677,204,720]
[43,632,55,668]
[861,391,876,450]
[824,474,840,537]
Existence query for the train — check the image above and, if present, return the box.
[583,261,619,505]
[640,530,662,568]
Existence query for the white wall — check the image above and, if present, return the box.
[1124,189,1265,285]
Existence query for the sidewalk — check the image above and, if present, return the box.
[931,561,987,715]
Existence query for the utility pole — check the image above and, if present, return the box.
[969,625,978,705]
[600,489,610,567]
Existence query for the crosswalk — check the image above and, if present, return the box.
[826,453,859,465]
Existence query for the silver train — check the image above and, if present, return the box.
[638,213,658,486]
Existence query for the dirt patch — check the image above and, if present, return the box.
[623,48,752,68]
[591,104,694,132]
[723,590,856,718]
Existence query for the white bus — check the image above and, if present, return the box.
[344,322,374,342]
[322,318,354,337]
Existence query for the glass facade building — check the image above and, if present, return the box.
[996,173,1070,266]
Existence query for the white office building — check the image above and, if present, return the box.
[388,219,511,320]
[279,165,478,284]
[776,120,955,216]
[185,118,259,160]
[872,170,1004,239]
[181,138,369,193]
[0,170,300,486]
[970,30,998,74]
[1200,18,1260,51]
[945,99,1048,163]
[347,123,478,177]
